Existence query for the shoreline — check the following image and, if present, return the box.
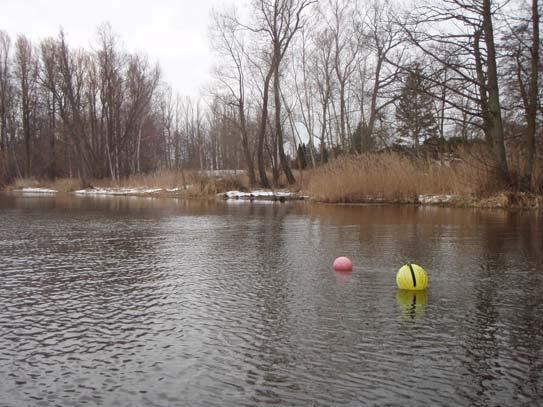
[3,185,542,210]
[309,193,543,210]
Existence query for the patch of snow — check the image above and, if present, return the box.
[74,188,162,196]
[203,170,245,177]
[275,191,295,197]
[225,198,275,205]
[392,135,415,147]
[418,194,456,204]
[74,188,110,195]
[250,190,276,197]
[225,190,246,198]
[19,188,58,194]
[224,190,300,201]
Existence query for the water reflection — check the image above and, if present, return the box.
[334,270,353,285]
[396,290,427,320]
[1,194,542,406]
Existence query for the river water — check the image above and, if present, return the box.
[0,194,542,406]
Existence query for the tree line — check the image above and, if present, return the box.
[0,0,541,191]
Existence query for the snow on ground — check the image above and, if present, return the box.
[13,186,460,206]
[224,190,304,201]
[74,188,162,196]
[418,194,457,204]
[225,197,276,205]
[203,170,245,177]
[19,188,58,194]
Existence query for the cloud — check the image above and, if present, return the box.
[0,0,231,97]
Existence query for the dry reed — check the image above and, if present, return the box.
[9,169,248,198]
[12,177,83,192]
[304,149,498,203]
[91,170,187,189]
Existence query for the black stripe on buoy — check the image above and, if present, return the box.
[408,263,417,287]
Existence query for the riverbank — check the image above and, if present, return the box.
[8,185,306,202]
[6,180,543,210]
[3,151,543,209]
[3,170,248,199]
[303,150,543,209]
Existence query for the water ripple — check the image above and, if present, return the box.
[0,196,542,406]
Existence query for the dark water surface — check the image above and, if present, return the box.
[1,194,542,406]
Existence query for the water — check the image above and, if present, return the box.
[1,194,542,406]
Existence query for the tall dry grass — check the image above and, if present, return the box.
[12,177,83,192]
[184,172,248,197]
[92,169,188,189]
[505,142,543,191]
[304,148,498,203]
[92,170,247,193]
[9,169,249,197]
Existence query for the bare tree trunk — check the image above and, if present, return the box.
[239,102,256,186]
[257,70,273,188]
[273,60,295,185]
[135,121,143,174]
[15,36,35,177]
[58,32,92,184]
[296,30,316,168]
[320,94,329,163]
[105,140,115,181]
[338,81,346,148]
[521,0,539,190]
[49,95,56,179]
[365,55,383,152]
[482,0,508,180]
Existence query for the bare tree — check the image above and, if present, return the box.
[328,0,360,149]
[0,32,10,155]
[211,8,257,186]
[15,35,38,177]
[507,0,540,189]
[291,27,317,167]
[243,0,315,186]
[0,31,17,180]
[40,38,59,179]
[362,0,405,151]
[404,0,509,180]
[313,28,334,160]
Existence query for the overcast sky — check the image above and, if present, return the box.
[0,0,241,98]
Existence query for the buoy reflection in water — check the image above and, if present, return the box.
[396,289,427,320]
[334,270,353,285]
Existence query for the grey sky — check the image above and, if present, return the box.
[0,0,236,97]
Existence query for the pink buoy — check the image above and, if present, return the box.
[333,256,353,272]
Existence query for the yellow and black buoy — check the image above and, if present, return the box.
[396,263,428,290]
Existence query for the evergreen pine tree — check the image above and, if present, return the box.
[352,122,362,153]
[297,143,307,169]
[395,67,437,146]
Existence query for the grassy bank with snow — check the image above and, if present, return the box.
[5,170,249,199]
[3,150,543,209]
[302,149,543,209]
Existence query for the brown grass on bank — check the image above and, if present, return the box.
[92,170,183,190]
[184,172,248,197]
[93,170,248,195]
[11,177,84,192]
[8,170,249,198]
[304,148,499,203]
[506,142,543,190]
[476,192,543,209]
